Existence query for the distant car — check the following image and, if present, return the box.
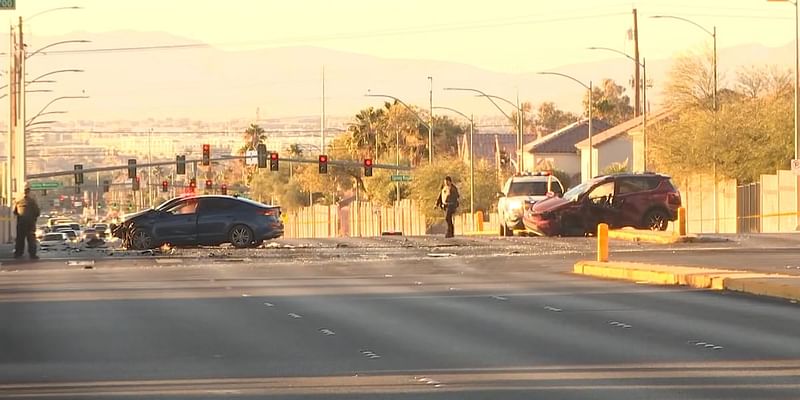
[35,225,50,240]
[55,229,79,242]
[524,173,682,236]
[82,228,98,242]
[93,223,109,238]
[39,232,69,250]
[496,172,564,236]
[113,195,284,250]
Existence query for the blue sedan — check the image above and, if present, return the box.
[113,195,283,250]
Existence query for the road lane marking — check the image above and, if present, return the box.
[263,302,274,307]
[360,349,381,359]
[319,328,336,336]
[608,321,632,329]
[287,313,302,319]
[688,339,723,350]
[491,295,508,301]
[543,306,562,312]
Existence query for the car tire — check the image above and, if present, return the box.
[129,228,155,250]
[229,225,254,249]
[644,209,669,231]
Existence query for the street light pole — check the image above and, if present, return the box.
[652,15,719,232]
[365,91,431,163]
[428,76,434,164]
[587,46,648,171]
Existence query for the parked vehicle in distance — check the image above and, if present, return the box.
[497,172,564,236]
[82,228,98,242]
[113,195,284,250]
[39,232,70,250]
[524,173,682,236]
[93,223,109,238]
[35,225,49,240]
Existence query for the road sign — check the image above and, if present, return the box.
[0,1,15,10]
[245,150,258,166]
[792,159,800,176]
[30,181,61,190]
[390,175,412,182]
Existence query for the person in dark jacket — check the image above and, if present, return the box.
[435,176,460,238]
[13,184,40,259]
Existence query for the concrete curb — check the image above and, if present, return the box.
[574,260,800,302]
[607,229,728,244]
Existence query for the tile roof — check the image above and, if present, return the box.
[574,109,673,148]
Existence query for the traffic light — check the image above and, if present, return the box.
[189,178,197,192]
[270,152,279,171]
[205,179,212,191]
[363,158,373,177]
[221,184,227,195]
[318,154,328,174]
[161,180,169,193]
[257,143,267,168]
[102,180,110,193]
[202,144,210,166]
[176,155,186,175]
[128,159,137,179]
[132,177,140,191]
[74,164,84,185]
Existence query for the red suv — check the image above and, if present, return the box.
[523,173,682,236]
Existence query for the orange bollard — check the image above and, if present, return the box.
[597,223,609,262]
[678,207,687,237]
[475,211,484,232]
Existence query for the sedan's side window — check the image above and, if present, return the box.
[166,200,198,215]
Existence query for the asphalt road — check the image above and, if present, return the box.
[1,234,800,399]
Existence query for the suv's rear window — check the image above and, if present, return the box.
[508,181,549,197]
[617,177,662,194]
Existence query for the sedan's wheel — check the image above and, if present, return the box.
[229,225,254,248]
[644,209,669,231]
[129,229,154,250]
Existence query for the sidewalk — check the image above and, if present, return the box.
[574,260,800,302]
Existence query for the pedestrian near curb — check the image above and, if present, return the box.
[13,183,40,259]
[435,176,460,238]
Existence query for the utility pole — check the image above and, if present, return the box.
[633,8,642,117]
[321,66,326,152]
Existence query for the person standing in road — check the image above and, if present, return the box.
[13,184,40,259]
[435,176,460,238]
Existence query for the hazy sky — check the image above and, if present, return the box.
[10,0,798,73]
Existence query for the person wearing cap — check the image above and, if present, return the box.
[435,176,460,238]
[13,184,40,259]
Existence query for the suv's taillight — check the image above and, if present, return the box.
[668,192,682,206]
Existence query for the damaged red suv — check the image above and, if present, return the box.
[523,173,682,236]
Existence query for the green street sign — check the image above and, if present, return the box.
[30,181,61,190]
[0,0,15,10]
[390,175,412,182]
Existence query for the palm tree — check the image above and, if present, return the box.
[238,124,267,155]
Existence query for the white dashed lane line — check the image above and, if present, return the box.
[688,339,724,350]
[287,313,303,319]
[608,321,632,329]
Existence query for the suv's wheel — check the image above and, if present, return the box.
[644,209,669,231]
[129,228,154,250]
[229,225,254,248]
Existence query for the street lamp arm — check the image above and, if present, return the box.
[433,106,470,122]
[27,40,91,59]
[365,92,430,130]
[29,69,84,83]
[25,120,58,129]
[586,46,642,67]
[443,87,515,120]
[27,95,89,126]
[650,15,714,37]
[26,6,82,21]
[537,72,591,90]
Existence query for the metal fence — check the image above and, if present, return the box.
[737,182,761,234]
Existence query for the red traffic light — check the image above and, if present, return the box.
[270,152,279,160]
[364,158,373,167]
[205,179,212,187]
[202,144,210,151]
[319,155,328,163]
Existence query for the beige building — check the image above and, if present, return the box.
[522,119,610,181]
[574,110,671,178]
